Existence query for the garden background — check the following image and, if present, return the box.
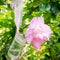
[0,0,60,60]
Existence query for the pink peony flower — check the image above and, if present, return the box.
[25,17,52,50]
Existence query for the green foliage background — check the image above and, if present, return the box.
[0,0,60,60]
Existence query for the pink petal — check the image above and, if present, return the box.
[31,37,44,49]
[24,17,53,50]
[26,35,33,43]
[29,17,44,28]
[38,17,44,24]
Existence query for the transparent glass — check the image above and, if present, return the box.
[8,31,26,60]
[7,0,25,59]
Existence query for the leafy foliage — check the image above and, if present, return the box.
[0,4,16,59]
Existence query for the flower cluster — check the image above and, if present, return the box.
[25,17,52,50]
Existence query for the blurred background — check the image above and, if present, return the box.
[0,0,60,60]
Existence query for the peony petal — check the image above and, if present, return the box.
[29,17,44,28]
[26,35,33,43]
[31,38,43,49]
[25,17,53,50]
[38,17,44,24]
